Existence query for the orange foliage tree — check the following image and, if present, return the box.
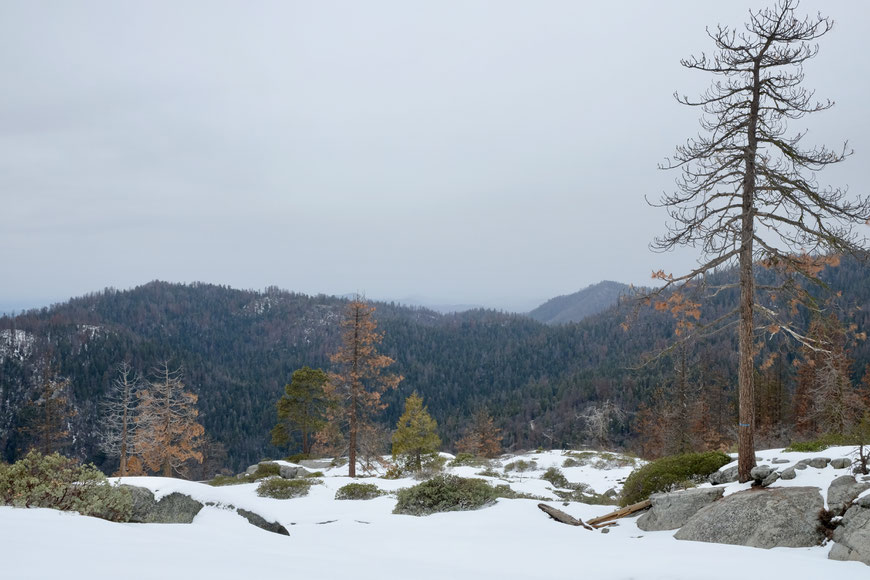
[322,299,402,477]
[133,363,204,478]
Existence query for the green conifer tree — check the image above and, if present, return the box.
[271,366,330,456]
[391,392,441,472]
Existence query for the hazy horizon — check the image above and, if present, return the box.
[3,1,868,314]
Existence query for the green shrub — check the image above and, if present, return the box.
[284,453,310,463]
[619,451,731,507]
[503,459,536,473]
[208,475,250,487]
[541,467,570,488]
[476,467,500,478]
[448,453,489,468]
[304,470,325,478]
[256,477,319,499]
[785,433,851,453]
[254,463,281,478]
[490,484,547,501]
[0,451,132,522]
[393,475,498,516]
[562,457,581,468]
[207,462,282,487]
[335,482,383,500]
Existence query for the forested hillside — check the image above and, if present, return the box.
[1,257,869,473]
[527,281,632,324]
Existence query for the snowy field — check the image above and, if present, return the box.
[1,448,868,580]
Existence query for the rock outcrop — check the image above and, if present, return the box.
[636,487,724,531]
[827,475,870,516]
[236,508,290,535]
[829,503,870,565]
[674,487,825,549]
[123,486,204,524]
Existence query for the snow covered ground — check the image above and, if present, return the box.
[1,448,868,579]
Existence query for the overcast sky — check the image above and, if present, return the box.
[2,1,869,312]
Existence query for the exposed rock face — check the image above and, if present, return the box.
[830,458,852,470]
[827,475,870,516]
[236,508,290,535]
[761,471,780,487]
[806,457,831,469]
[637,487,724,531]
[750,465,774,481]
[709,465,738,485]
[279,464,308,479]
[829,504,870,565]
[674,487,825,549]
[123,486,204,524]
[780,467,797,480]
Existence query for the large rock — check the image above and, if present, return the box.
[806,457,831,469]
[830,458,852,470]
[279,464,308,479]
[709,465,738,485]
[236,508,290,535]
[827,475,870,515]
[123,486,204,523]
[637,487,724,531]
[750,465,774,481]
[674,487,825,549]
[829,505,870,566]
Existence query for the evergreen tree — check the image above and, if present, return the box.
[21,371,77,455]
[456,409,502,458]
[271,366,330,456]
[321,299,402,477]
[392,392,441,472]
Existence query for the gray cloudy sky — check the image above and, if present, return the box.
[2,1,869,312]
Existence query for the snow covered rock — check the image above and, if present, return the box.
[826,475,870,516]
[674,487,825,549]
[123,486,204,523]
[636,487,724,531]
[829,504,870,566]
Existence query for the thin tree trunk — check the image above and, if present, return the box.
[737,57,762,483]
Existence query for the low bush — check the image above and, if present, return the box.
[503,459,536,473]
[448,453,489,468]
[490,484,547,501]
[335,482,383,500]
[208,462,282,487]
[393,475,498,516]
[256,477,319,499]
[541,467,570,488]
[784,434,851,453]
[619,451,731,507]
[0,451,132,522]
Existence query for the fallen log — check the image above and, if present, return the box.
[537,503,594,530]
[586,499,651,527]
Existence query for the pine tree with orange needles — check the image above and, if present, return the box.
[323,299,402,477]
[134,362,204,478]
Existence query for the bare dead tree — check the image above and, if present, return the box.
[578,400,626,449]
[99,362,141,476]
[650,0,870,482]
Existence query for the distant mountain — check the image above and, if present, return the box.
[527,281,633,324]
